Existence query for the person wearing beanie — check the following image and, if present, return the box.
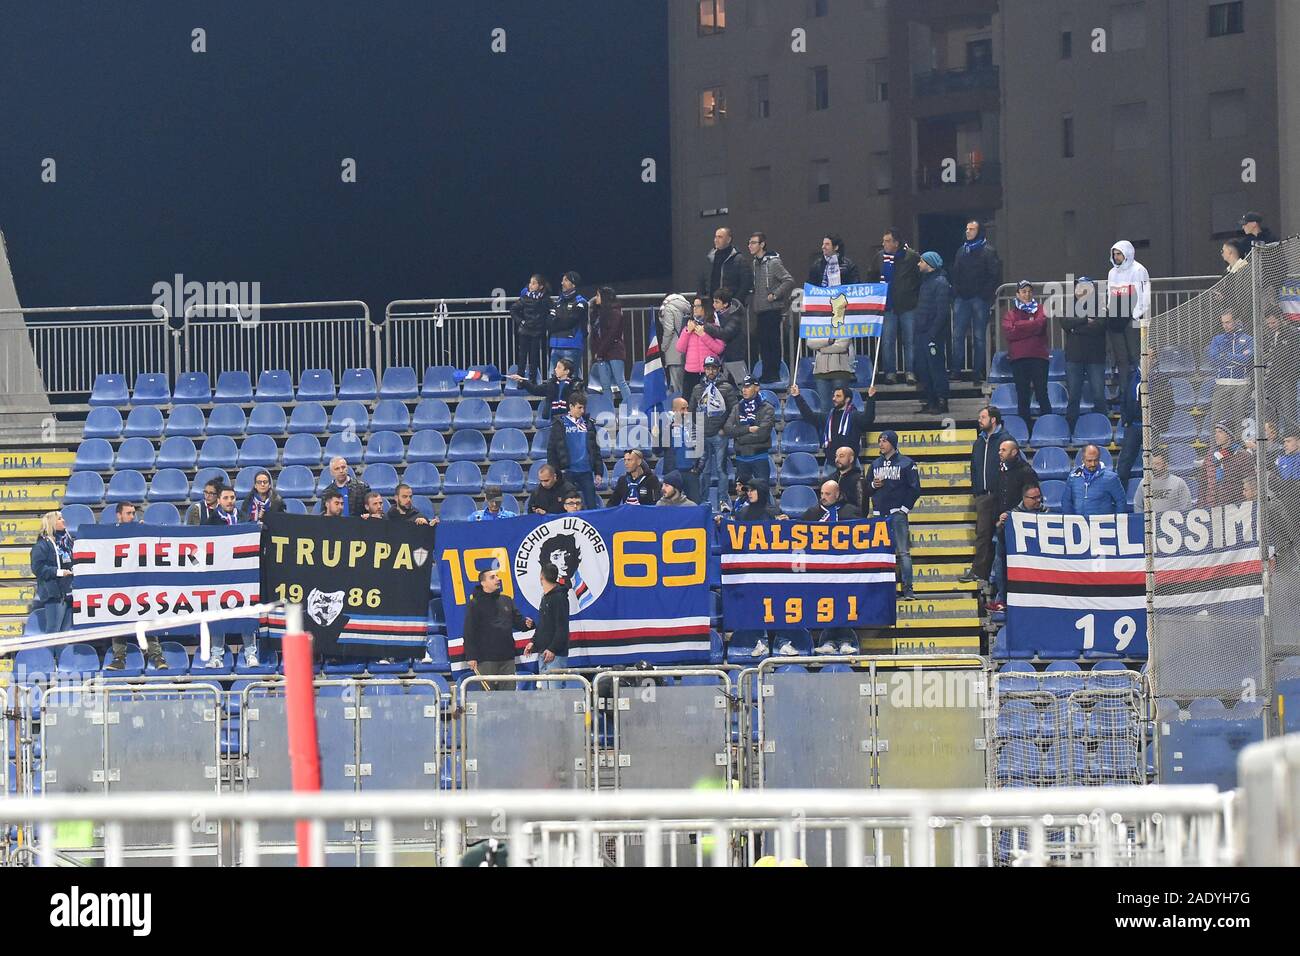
[863,430,921,600]
[914,250,953,414]
[1203,422,1253,507]
[659,471,696,507]
[1001,280,1054,421]
[548,270,588,373]
[1060,275,1108,430]
[734,477,783,522]
[949,220,1002,386]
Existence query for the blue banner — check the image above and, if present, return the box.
[800,283,887,339]
[438,506,715,667]
[718,519,898,630]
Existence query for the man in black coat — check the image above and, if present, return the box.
[462,568,534,686]
[830,446,868,512]
[1060,276,1109,429]
[807,234,862,287]
[996,439,1039,521]
[526,465,576,515]
[789,380,877,460]
[867,228,924,386]
[949,220,1002,386]
[325,456,372,517]
[701,227,753,303]
[800,479,863,521]
[525,563,570,675]
[606,450,661,507]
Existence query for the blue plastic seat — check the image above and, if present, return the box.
[421,365,459,399]
[461,369,501,397]
[1073,446,1114,471]
[1072,412,1113,447]
[61,504,95,534]
[147,469,190,503]
[288,402,327,435]
[1029,414,1070,449]
[1169,378,1195,412]
[198,435,240,469]
[99,506,119,524]
[330,401,371,435]
[164,404,206,438]
[403,462,441,496]
[779,484,817,517]
[255,370,293,404]
[131,372,171,406]
[531,427,551,460]
[90,374,130,408]
[782,393,818,423]
[407,430,447,464]
[780,420,820,454]
[297,369,335,403]
[247,404,287,436]
[282,434,323,467]
[486,460,525,494]
[143,501,181,524]
[412,495,436,520]
[989,351,1013,384]
[585,392,615,419]
[1040,479,1068,510]
[442,461,485,495]
[754,359,790,387]
[1031,446,1071,481]
[778,452,820,487]
[1047,349,1066,382]
[990,384,1017,417]
[412,399,452,433]
[191,468,230,499]
[489,428,528,462]
[1165,442,1197,477]
[379,366,419,401]
[1161,411,1197,444]
[338,368,378,402]
[276,465,316,499]
[324,433,363,465]
[152,641,190,672]
[64,472,105,505]
[173,372,211,405]
[123,406,164,438]
[74,439,115,473]
[105,469,147,503]
[84,407,124,439]
[1002,415,1029,446]
[1046,382,1068,412]
[213,371,253,405]
[447,430,488,462]
[371,400,411,433]
[1156,346,1196,377]
[439,494,477,522]
[365,430,405,465]
[494,397,534,431]
[116,437,157,471]
[1126,478,1141,508]
[363,463,400,496]
[284,497,307,514]
[452,398,492,432]
[238,434,280,468]
[206,404,247,437]
[58,643,102,678]
[233,466,260,498]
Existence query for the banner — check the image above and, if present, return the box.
[260,513,437,656]
[438,506,714,667]
[1004,504,1263,659]
[1282,283,1300,319]
[719,519,897,630]
[71,524,260,628]
[800,282,887,339]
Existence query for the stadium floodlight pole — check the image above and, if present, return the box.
[1249,249,1275,738]
[281,602,323,866]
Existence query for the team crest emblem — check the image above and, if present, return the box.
[413,547,429,568]
[516,517,611,615]
[307,588,345,627]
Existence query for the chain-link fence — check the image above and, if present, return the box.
[1143,236,1300,709]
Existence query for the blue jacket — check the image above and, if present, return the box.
[970,426,1009,496]
[549,291,588,350]
[1064,465,1128,516]
[864,450,922,516]
[31,534,74,606]
[914,269,953,345]
[1206,330,1253,380]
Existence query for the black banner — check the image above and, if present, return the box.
[260,513,436,657]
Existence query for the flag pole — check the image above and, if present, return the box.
[282,603,321,867]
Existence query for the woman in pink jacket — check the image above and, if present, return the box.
[677,295,727,398]
[1001,280,1054,420]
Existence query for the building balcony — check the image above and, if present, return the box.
[915,160,1001,191]
[912,65,999,98]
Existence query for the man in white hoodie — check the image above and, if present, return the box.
[1106,240,1151,390]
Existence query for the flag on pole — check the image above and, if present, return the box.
[1281,284,1300,320]
[642,325,668,412]
[800,283,887,339]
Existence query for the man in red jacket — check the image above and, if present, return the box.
[1000,281,1054,421]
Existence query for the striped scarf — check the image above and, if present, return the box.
[737,396,760,426]
[819,504,840,522]
[826,400,853,447]
[249,493,270,524]
[624,474,644,505]
[552,378,573,416]
[1014,297,1040,315]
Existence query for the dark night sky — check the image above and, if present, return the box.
[0,0,671,317]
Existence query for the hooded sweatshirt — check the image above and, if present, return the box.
[1107,240,1152,330]
[736,482,781,522]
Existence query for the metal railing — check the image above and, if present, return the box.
[913,65,1000,98]
[0,785,1233,867]
[1236,734,1300,865]
[915,161,1002,191]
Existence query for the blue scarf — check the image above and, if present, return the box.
[737,396,760,426]
[249,492,270,524]
[1014,297,1040,315]
[826,400,853,447]
[624,474,644,505]
[53,531,73,567]
[522,287,546,299]
[820,504,840,522]
[1080,464,1105,488]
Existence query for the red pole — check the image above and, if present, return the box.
[282,604,320,867]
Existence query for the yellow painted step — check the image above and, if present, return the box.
[909,524,976,557]
[0,620,24,637]
[867,428,976,457]
[862,635,982,655]
[912,563,979,593]
[0,586,34,602]
[895,595,981,629]
[0,451,75,478]
[0,517,42,534]
[0,568,32,580]
[911,494,975,523]
[916,461,971,490]
[0,500,63,514]
[0,535,37,547]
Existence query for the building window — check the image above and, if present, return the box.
[1114,202,1152,247]
[871,151,892,196]
[1111,2,1146,51]
[811,66,830,111]
[699,174,729,218]
[749,75,771,120]
[811,159,831,204]
[1208,1,1245,37]
[867,58,889,103]
[966,38,994,71]
[1061,30,1073,59]
[698,0,726,35]
[808,0,829,16]
[1211,190,1249,238]
[1209,89,1247,139]
[750,166,773,210]
[1062,115,1075,158]
[1113,101,1149,150]
[700,87,726,126]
